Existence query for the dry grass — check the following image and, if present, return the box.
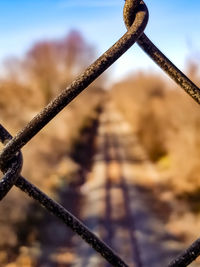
[111,66,200,194]
[111,61,200,242]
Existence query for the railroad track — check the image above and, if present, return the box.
[73,101,186,267]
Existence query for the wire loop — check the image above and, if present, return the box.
[123,1,200,105]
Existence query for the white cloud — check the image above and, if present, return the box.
[58,0,121,8]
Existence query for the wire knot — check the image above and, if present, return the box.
[0,125,23,200]
[123,0,148,30]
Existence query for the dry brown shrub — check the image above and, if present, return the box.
[111,65,200,194]
[111,72,168,161]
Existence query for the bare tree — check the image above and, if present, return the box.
[25,41,60,104]
[24,30,95,104]
[56,30,95,88]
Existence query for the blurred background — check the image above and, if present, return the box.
[0,0,200,266]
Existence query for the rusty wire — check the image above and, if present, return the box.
[0,0,200,266]
[168,239,200,267]
[124,1,200,106]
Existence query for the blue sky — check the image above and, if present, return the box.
[0,0,200,83]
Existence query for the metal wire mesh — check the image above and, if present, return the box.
[0,0,200,266]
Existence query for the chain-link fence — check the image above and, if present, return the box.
[0,0,200,266]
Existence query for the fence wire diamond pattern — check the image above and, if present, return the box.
[0,1,200,266]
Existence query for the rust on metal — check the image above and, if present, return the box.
[0,0,199,266]
[169,239,200,267]
[124,1,200,105]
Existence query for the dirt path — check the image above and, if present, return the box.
[72,102,187,267]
